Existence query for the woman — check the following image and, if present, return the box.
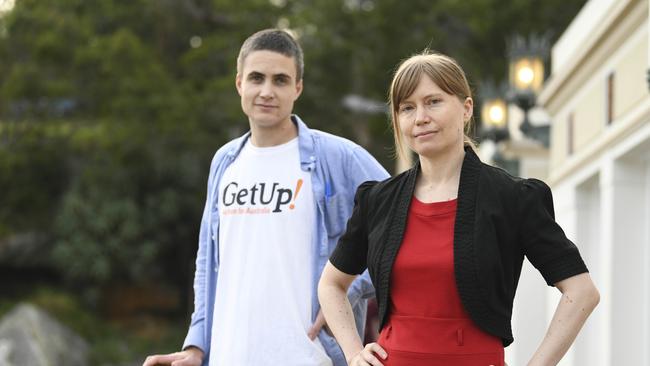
[318,51,599,366]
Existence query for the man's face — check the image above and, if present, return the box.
[236,50,303,132]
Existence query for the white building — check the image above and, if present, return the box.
[508,0,650,365]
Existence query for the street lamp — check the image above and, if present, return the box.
[479,78,509,142]
[507,35,550,147]
[481,96,509,143]
[478,80,521,174]
[510,56,544,93]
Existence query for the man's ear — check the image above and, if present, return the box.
[235,73,243,96]
[295,78,303,100]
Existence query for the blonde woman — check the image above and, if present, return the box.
[318,51,599,366]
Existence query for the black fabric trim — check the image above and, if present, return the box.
[375,166,418,331]
[539,250,588,286]
[453,149,509,341]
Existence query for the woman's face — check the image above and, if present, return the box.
[397,75,473,158]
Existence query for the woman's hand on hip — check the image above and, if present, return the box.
[347,342,387,366]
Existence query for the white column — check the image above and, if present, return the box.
[551,184,577,366]
[572,175,603,366]
[608,154,647,365]
[645,158,650,366]
[508,259,549,366]
[597,157,615,366]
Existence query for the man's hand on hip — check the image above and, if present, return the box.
[142,347,204,366]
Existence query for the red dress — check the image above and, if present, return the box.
[376,196,504,366]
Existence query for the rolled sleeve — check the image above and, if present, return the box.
[181,151,222,354]
[182,202,210,353]
[518,178,588,286]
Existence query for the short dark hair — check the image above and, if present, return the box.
[237,29,304,81]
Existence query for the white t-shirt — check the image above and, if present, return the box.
[210,137,332,366]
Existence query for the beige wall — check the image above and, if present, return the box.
[574,84,606,152]
[550,116,567,171]
[548,14,648,174]
[549,76,606,170]
[614,33,648,119]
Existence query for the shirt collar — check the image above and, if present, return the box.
[225,115,316,168]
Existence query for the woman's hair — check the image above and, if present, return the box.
[388,50,475,161]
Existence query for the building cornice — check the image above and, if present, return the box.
[548,96,650,185]
[538,0,646,113]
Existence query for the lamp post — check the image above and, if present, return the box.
[507,35,550,147]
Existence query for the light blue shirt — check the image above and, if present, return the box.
[183,115,390,365]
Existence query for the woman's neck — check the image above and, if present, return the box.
[415,145,465,202]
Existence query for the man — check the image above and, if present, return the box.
[143,29,389,366]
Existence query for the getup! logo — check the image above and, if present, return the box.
[221,179,304,215]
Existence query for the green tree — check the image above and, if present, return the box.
[0,0,586,310]
[289,0,586,166]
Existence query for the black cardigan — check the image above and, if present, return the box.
[329,147,588,346]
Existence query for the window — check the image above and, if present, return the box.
[606,72,615,125]
[567,112,574,156]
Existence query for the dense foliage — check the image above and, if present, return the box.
[0,0,586,308]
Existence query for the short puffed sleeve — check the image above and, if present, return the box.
[518,178,588,286]
[329,181,377,275]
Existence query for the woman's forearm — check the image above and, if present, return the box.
[528,273,600,366]
[319,261,380,363]
[318,278,364,361]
